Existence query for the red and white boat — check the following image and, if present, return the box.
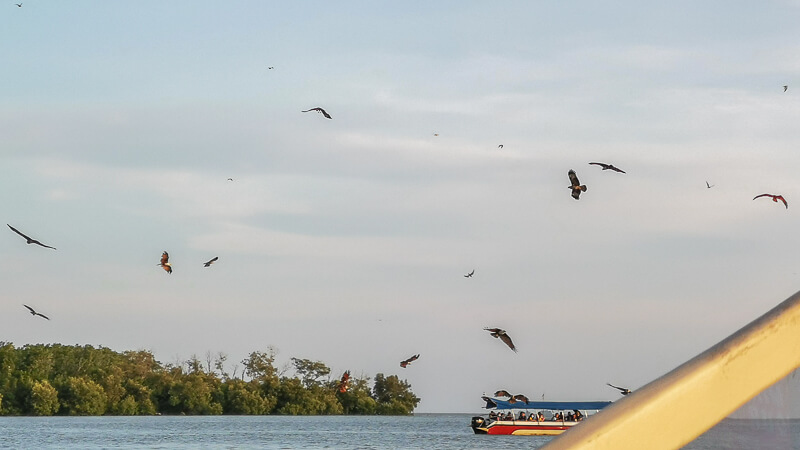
[470,396,611,436]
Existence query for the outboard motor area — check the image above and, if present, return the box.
[471,416,487,433]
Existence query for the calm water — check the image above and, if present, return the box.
[0,414,798,449]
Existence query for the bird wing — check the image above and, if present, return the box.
[36,312,50,320]
[778,196,789,208]
[610,165,626,173]
[320,109,332,119]
[607,382,625,391]
[161,252,170,265]
[7,224,32,241]
[23,304,35,314]
[494,390,512,398]
[410,354,419,362]
[571,189,582,200]
[204,256,219,266]
[499,333,517,352]
[588,162,607,169]
[753,194,773,201]
[513,394,529,403]
[568,170,581,187]
[484,327,502,334]
[33,241,56,250]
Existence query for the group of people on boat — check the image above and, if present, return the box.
[488,409,584,423]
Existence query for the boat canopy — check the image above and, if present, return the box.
[482,397,612,411]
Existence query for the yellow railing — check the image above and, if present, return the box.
[542,290,800,449]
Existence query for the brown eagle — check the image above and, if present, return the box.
[753,193,788,209]
[338,371,351,393]
[203,256,219,267]
[302,107,332,119]
[159,251,172,274]
[484,327,517,352]
[568,170,587,200]
[494,390,513,398]
[400,354,420,368]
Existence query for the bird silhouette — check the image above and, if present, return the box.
[512,394,530,404]
[7,224,56,250]
[589,162,626,173]
[227,178,234,181]
[484,327,517,352]
[784,85,789,92]
[268,67,274,70]
[203,257,218,267]
[23,304,49,320]
[302,107,332,119]
[607,383,632,395]
[15,3,21,7]
[706,181,714,189]
[159,251,172,273]
[494,390,513,398]
[464,270,475,278]
[753,194,788,209]
[568,170,587,200]
[498,144,504,149]
[400,354,419,368]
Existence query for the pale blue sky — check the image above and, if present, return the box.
[3,1,800,413]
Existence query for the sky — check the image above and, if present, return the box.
[3,1,800,414]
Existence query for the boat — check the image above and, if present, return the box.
[470,396,612,436]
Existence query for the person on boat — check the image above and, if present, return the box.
[574,410,583,421]
[488,411,497,421]
[566,411,575,421]
[554,411,563,421]
[527,413,536,421]
[537,411,545,422]
[505,412,514,421]
[518,411,526,421]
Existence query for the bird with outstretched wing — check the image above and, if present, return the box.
[338,371,350,393]
[589,162,626,173]
[484,327,517,352]
[607,382,632,395]
[24,304,50,320]
[753,193,788,209]
[159,251,172,273]
[400,354,420,368]
[464,270,474,278]
[203,257,219,267]
[494,390,512,398]
[7,224,56,250]
[302,107,332,119]
[568,170,587,200]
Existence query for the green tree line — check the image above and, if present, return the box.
[0,342,419,416]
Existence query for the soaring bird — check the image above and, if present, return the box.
[568,170,587,200]
[753,193,788,209]
[464,270,475,278]
[227,178,234,181]
[706,181,714,189]
[494,390,513,398]
[7,224,56,250]
[203,257,219,267]
[484,327,517,352]
[268,66,274,70]
[433,133,439,136]
[497,144,504,149]
[159,251,172,274]
[589,162,626,173]
[784,85,789,92]
[400,354,420,368]
[23,304,49,320]
[607,383,632,395]
[302,107,332,119]
[338,370,350,393]
[15,3,21,6]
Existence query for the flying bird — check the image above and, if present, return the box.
[227,178,234,181]
[484,327,517,352]
[400,354,420,368]
[753,193,788,209]
[589,162,626,173]
[7,224,56,250]
[203,257,219,267]
[433,133,439,136]
[568,170,587,200]
[159,251,172,274]
[15,3,21,6]
[338,371,350,393]
[607,383,632,395]
[464,270,475,278]
[23,304,49,320]
[268,66,274,70]
[301,107,332,119]
[494,390,513,398]
[706,181,714,189]
[497,144,503,149]
[784,85,788,92]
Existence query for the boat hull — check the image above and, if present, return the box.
[471,418,576,436]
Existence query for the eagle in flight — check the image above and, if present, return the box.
[400,354,420,368]
[607,382,632,395]
[302,107,332,119]
[753,193,788,209]
[203,256,219,267]
[568,170,587,200]
[7,224,56,250]
[159,251,172,274]
[23,304,49,320]
[589,162,626,173]
[338,371,350,393]
[484,327,517,352]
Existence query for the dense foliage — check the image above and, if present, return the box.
[0,343,420,416]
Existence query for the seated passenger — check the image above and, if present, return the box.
[518,411,526,421]
[527,413,536,421]
[537,411,545,422]
[488,411,497,421]
[575,410,584,421]
[567,412,575,421]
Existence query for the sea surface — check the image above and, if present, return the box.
[0,414,799,449]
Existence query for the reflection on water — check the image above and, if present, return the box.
[0,414,798,449]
